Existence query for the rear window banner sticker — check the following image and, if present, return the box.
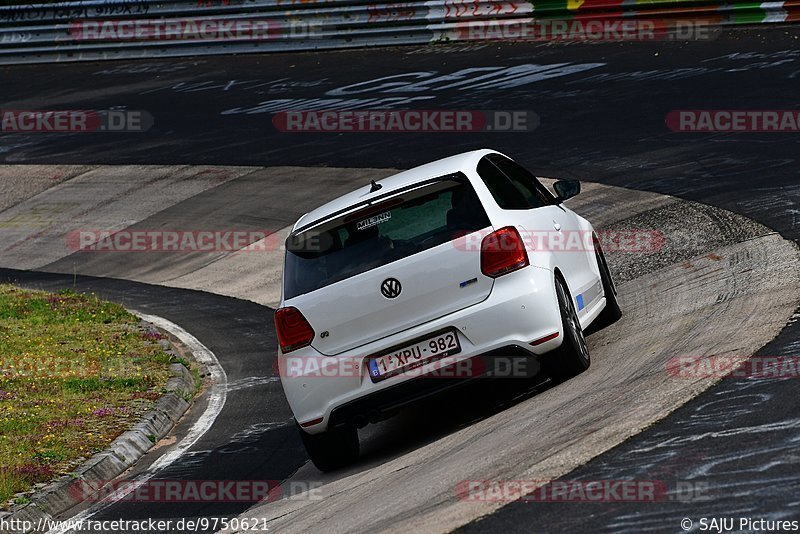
[357,211,392,230]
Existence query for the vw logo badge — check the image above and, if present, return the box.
[381,278,402,299]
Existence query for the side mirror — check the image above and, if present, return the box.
[553,180,580,202]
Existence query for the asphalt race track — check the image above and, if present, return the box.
[2,174,797,534]
[1,24,799,534]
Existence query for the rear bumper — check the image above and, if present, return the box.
[327,346,537,430]
[279,264,562,434]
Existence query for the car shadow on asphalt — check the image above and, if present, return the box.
[360,371,554,462]
[287,365,565,485]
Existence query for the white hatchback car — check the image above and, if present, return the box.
[275,149,621,471]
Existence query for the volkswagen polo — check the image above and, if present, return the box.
[275,149,621,471]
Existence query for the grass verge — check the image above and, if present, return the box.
[0,284,185,507]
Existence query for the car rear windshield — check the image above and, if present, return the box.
[283,176,491,299]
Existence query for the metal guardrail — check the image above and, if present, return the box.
[0,0,798,64]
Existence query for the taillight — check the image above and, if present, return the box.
[274,306,315,353]
[481,226,529,278]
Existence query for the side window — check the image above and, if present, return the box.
[476,157,529,209]
[489,155,554,208]
[477,155,555,210]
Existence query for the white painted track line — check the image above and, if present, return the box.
[45,312,228,534]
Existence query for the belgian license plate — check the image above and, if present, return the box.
[367,330,461,382]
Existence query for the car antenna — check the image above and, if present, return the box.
[369,180,382,192]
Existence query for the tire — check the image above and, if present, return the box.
[297,422,359,472]
[594,244,622,327]
[544,276,591,380]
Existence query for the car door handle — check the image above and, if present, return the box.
[553,221,562,231]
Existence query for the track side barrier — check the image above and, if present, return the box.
[0,0,798,64]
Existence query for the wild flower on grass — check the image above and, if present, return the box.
[0,284,173,503]
[13,464,54,482]
[45,295,63,309]
[49,418,85,428]
[141,329,166,341]
[91,407,128,417]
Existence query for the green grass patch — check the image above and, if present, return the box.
[0,284,178,506]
